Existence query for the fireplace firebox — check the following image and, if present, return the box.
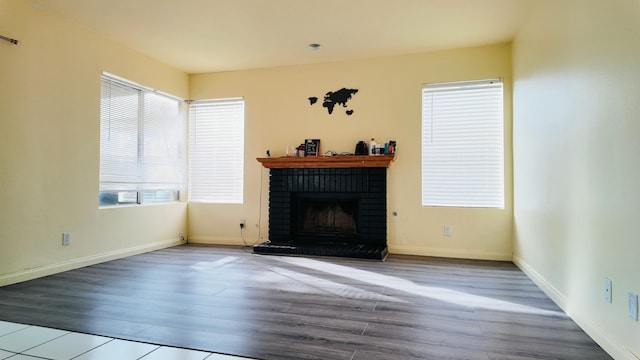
[254,165,389,260]
[294,194,358,241]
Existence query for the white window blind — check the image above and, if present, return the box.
[189,98,245,203]
[421,79,504,208]
[99,74,186,205]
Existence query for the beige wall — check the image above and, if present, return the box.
[0,0,189,285]
[512,0,640,358]
[189,43,514,261]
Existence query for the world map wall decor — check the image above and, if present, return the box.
[308,88,358,116]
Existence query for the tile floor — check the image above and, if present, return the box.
[0,321,254,360]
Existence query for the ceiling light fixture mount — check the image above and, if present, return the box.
[308,43,322,50]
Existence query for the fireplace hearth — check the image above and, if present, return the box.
[254,162,391,260]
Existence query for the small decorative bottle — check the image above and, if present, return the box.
[369,138,377,155]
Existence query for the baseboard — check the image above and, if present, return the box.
[511,254,568,308]
[513,254,636,360]
[187,235,259,247]
[187,241,513,261]
[388,244,512,261]
[0,238,186,287]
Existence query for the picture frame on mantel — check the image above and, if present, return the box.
[304,139,320,157]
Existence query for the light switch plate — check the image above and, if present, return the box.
[62,232,71,246]
[604,278,612,303]
[628,291,638,321]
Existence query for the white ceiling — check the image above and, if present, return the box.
[30,0,534,74]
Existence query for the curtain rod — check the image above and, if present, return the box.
[1,35,21,46]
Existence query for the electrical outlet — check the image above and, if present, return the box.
[62,232,71,246]
[604,277,612,303]
[443,225,451,237]
[628,292,638,321]
[179,232,185,241]
[240,219,245,229]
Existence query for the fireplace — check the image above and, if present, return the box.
[254,163,390,260]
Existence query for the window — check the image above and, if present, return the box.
[421,79,504,208]
[189,98,244,203]
[99,73,186,206]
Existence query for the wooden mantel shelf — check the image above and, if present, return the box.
[257,155,396,169]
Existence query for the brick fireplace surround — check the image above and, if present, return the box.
[254,155,395,260]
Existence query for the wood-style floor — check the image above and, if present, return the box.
[0,245,610,360]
